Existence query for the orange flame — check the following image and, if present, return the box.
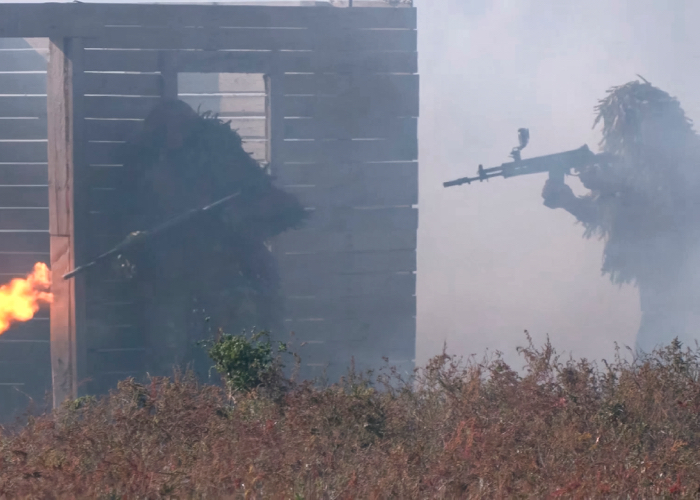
[0,263,53,335]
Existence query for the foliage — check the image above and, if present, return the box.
[6,335,700,497]
[203,331,288,395]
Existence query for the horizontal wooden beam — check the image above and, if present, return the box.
[84,49,417,74]
[0,163,48,185]
[0,4,415,37]
[273,228,416,253]
[280,269,415,297]
[0,73,47,95]
[0,231,48,253]
[0,142,47,163]
[0,251,49,274]
[284,292,416,320]
[86,205,417,233]
[0,208,47,230]
[281,138,417,163]
[84,26,415,52]
[0,119,48,141]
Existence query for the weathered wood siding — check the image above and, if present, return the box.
[0,4,417,402]
[0,38,51,421]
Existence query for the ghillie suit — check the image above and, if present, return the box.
[542,78,700,351]
[117,99,306,379]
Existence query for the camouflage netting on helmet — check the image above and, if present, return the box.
[116,99,307,378]
[580,78,700,286]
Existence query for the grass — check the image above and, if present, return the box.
[2,333,700,499]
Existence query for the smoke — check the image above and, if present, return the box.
[416,0,700,367]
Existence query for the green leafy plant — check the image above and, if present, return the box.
[204,331,288,395]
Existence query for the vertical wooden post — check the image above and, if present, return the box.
[159,51,179,100]
[47,37,86,408]
[265,61,285,178]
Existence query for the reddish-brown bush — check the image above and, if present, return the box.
[2,333,700,499]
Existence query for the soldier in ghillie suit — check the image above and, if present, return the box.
[117,99,307,379]
[542,78,700,352]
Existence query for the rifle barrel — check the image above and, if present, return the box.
[62,190,242,280]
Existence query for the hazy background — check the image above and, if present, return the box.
[416,0,700,368]
[9,0,700,369]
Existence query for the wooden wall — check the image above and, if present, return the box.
[0,4,418,406]
[0,38,51,421]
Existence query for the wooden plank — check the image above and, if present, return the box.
[274,161,417,187]
[303,206,417,231]
[0,96,47,118]
[172,50,416,75]
[87,349,146,374]
[284,178,416,208]
[84,72,162,96]
[48,37,87,407]
[284,93,418,118]
[0,209,47,230]
[0,164,48,185]
[0,50,48,71]
[0,119,48,141]
[159,51,178,100]
[84,120,142,143]
[283,293,416,320]
[84,96,161,119]
[24,4,417,30]
[0,334,50,360]
[180,72,265,94]
[83,50,160,73]
[0,4,102,38]
[280,270,415,297]
[281,138,417,163]
[0,252,49,274]
[86,324,141,351]
[292,337,415,363]
[273,228,416,253]
[0,142,47,163]
[284,73,418,97]
[84,26,416,52]
[86,302,138,327]
[173,50,272,75]
[0,73,47,94]
[285,117,416,140]
[267,63,284,177]
[87,205,418,232]
[277,50,417,74]
[181,95,266,116]
[0,38,36,50]
[284,314,414,344]
[84,117,265,142]
[84,95,266,122]
[84,48,416,75]
[279,249,415,274]
[0,186,48,208]
[86,139,265,168]
[0,318,50,342]
[0,232,48,252]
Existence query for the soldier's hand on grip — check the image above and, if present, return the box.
[542,178,576,209]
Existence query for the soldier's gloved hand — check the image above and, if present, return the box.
[542,178,576,209]
[577,164,603,191]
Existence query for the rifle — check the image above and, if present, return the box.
[443,129,615,188]
[63,190,242,280]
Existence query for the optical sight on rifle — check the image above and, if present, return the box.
[443,129,614,188]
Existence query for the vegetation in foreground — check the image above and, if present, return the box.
[2,333,700,499]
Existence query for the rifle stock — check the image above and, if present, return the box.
[443,144,606,188]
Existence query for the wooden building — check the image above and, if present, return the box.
[0,1,418,420]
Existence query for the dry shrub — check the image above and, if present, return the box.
[2,333,700,498]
